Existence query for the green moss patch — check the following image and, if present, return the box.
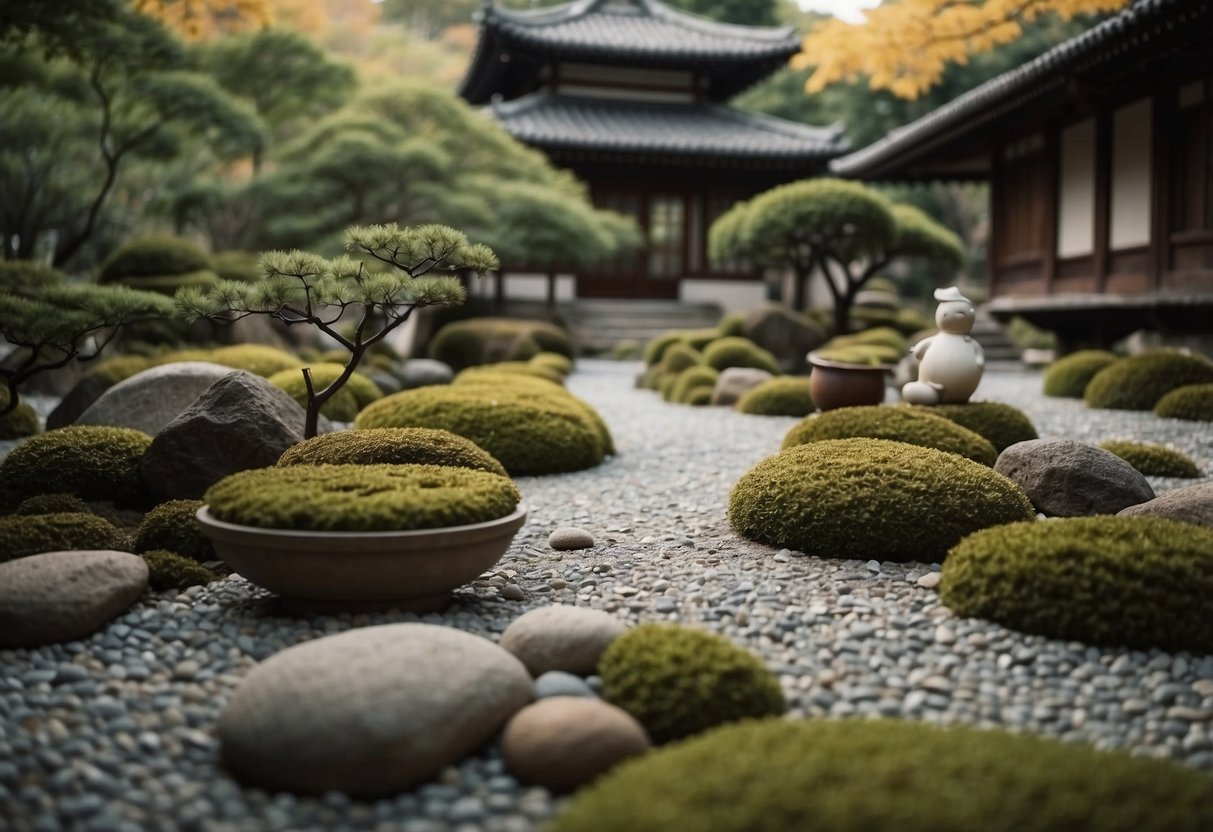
[0,513,124,563]
[0,387,39,439]
[659,343,701,375]
[926,402,1038,453]
[143,549,218,591]
[529,351,573,376]
[599,624,784,744]
[193,345,303,378]
[1042,350,1118,398]
[279,427,506,476]
[1155,383,1213,421]
[1098,440,1201,478]
[702,337,779,375]
[736,377,814,417]
[0,426,151,508]
[669,365,718,404]
[730,438,1034,562]
[133,500,213,562]
[783,405,997,465]
[456,362,565,385]
[1084,351,1213,410]
[428,317,572,371]
[940,516,1213,653]
[13,494,93,516]
[205,463,520,532]
[548,718,1213,832]
[268,363,382,421]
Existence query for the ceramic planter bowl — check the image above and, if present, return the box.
[807,352,893,411]
[196,503,527,613]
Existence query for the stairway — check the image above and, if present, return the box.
[562,299,723,354]
[973,309,1021,364]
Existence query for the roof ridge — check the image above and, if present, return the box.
[713,104,848,142]
[483,0,796,41]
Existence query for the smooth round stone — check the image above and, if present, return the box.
[217,624,533,796]
[75,361,233,435]
[501,697,650,793]
[534,671,596,700]
[500,606,627,676]
[1118,482,1213,529]
[995,438,1154,517]
[548,528,596,551]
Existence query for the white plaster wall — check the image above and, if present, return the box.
[470,273,577,302]
[1110,98,1153,250]
[1057,118,1096,258]
[680,279,767,312]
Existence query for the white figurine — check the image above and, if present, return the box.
[901,286,984,405]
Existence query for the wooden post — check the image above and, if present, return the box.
[546,272,557,309]
[494,271,505,312]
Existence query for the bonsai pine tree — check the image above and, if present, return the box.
[175,223,497,438]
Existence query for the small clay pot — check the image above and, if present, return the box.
[807,352,892,411]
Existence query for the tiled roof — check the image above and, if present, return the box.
[832,0,1210,178]
[490,93,847,161]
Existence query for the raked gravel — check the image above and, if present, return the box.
[2,361,1212,832]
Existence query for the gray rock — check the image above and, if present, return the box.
[500,606,626,677]
[740,305,827,373]
[45,375,110,431]
[548,527,595,551]
[368,372,402,395]
[534,671,596,700]
[710,367,774,407]
[0,551,148,648]
[500,697,650,793]
[217,623,532,796]
[995,438,1155,517]
[139,371,310,502]
[396,359,454,390]
[76,362,233,436]
[1118,482,1213,529]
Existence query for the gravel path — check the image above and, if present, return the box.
[2,361,1211,831]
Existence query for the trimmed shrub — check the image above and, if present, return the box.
[736,377,815,417]
[529,351,572,376]
[730,438,1034,562]
[428,318,572,371]
[456,362,565,385]
[201,345,304,378]
[210,250,260,282]
[354,387,610,475]
[205,463,520,532]
[142,550,218,591]
[783,405,997,465]
[0,513,124,563]
[0,426,151,508]
[1155,383,1213,421]
[0,259,65,293]
[1098,441,1201,478]
[1084,351,1213,410]
[279,427,507,476]
[99,235,211,283]
[133,500,213,562]
[548,718,1213,832]
[702,337,779,374]
[268,363,382,421]
[0,388,39,439]
[941,516,1213,652]
[659,343,701,375]
[1042,349,1117,398]
[669,366,719,404]
[598,624,784,744]
[927,402,1038,453]
[13,494,92,516]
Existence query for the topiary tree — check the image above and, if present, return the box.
[176,223,496,438]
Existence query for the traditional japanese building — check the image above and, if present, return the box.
[832,0,1213,352]
[460,0,846,305]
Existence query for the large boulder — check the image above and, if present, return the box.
[995,438,1155,517]
[1118,482,1213,529]
[501,606,627,677]
[740,305,827,373]
[46,374,110,431]
[76,361,233,435]
[217,623,533,795]
[0,550,148,648]
[711,367,774,407]
[140,371,311,502]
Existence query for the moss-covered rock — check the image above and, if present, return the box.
[0,426,151,508]
[669,366,719,404]
[456,362,565,385]
[940,516,1213,652]
[1085,351,1213,410]
[548,718,1213,832]
[1155,383,1213,421]
[279,427,507,476]
[205,463,520,532]
[659,343,701,375]
[783,405,997,465]
[13,494,93,516]
[0,388,39,439]
[736,377,814,417]
[529,351,573,376]
[598,624,784,745]
[702,337,779,375]
[730,438,1034,562]
[1042,349,1118,398]
[267,363,382,421]
[926,402,1038,453]
[133,500,213,562]
[428,318,572,371]
[142,549,219,591]
[1098,441,1201,478]
[0,513,125,563]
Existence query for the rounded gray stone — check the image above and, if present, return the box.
[76,362,234,435]
[500,606,626,677]
[548,527,595,551]
[1118,482,1213,529]
[711,367,774,406]
[534,671,596,700]
[994,438,1155,516]
[396,359,454,390]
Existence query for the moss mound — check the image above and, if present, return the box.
[1098,441,1201,478]
[783,405,997,465]
[13,494,93,516]
[1155,383,1213,421]
[642,332,684,366]
[200,344,304,378]
[548,718,1213,832]
[210,250,260,283]
[206,463,520,532]
[830,325,908,353]
[736,377,814,417]
[686,387,712,406]
[98,235,215,293]
[941,516,1213,652]
[529,351,573,376]
[86,355,157,388]
[0,426,151,508]
[669,366,718,404]
[0,388,39,439]
[453,371,563,394]
[1041,349,1117,398]
[1084,351,1213,410]
[659,343,701,375]
[428,317,572,371]
[142,550,218,591]
[133,500,213,562]
[598,624,784,744]
[730,438,1034,562]
[267,363,382,421]
[702,337,779,375]
[927,402,1038,453]
[279,427,507,476]
[0,513,124,563]
[456,362,565,385]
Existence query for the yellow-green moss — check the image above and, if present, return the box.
[598,624,784,744]
[133,500,213,562]
[685,387,713,406]
[926,402,1038,453]
[428,318,573,371]
[205,463,520,532]
[730,438,1034,562]
[13,494,93,516]
[642,332,684,366]
[678,328,722,351]
[660,343,701,375]
[669,366,719,404]
[143,549,218,591]
[0,388,39,439]
[279,427,507,476]
[1098,441,1201,478]
[1042,350,1118,398]
[0,426,151,508]
[812,344,900,365]
[830,325,908,353]
[657,373,679,401]
[198,344,304,378]
[783,405,997,465]
[86,355,157,388]
[0,513,124,563]
[446,377,613,457]
[610,340,642,361]
[267,363,382,421]
[702,337,779,375]
[1155,383,1213,421]
[547,718,1213,832]
[456,362,565,385]
[529,351,573,376]
[941,517,1213,652]
[1085,351,1213,410]
[453,371,563,394]
[736,377,814,417]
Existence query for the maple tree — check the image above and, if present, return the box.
[794,0,1128,99]
[132,0,272,40]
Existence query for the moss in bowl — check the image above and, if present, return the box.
[1098,440,1201,478]
[278,427,507,476]
[783,405,997,465]
[736,377,814,417]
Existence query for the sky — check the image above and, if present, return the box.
[797,0,881,23]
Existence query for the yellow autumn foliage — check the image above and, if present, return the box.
[133,0,273,40]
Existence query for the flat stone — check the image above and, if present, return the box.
[548,528,595,551]
[534,671,596,700]
[76,362,234,435]
[217,623,532,796]
[1118,482,1213,529]
[0,551,148,648]
[916,572,941,589]
[710,367,774,406]
[396,359,454,390]
[500,606,627,676]
[500,697,650,793]
[995,438,1154,517]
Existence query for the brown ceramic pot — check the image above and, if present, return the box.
[807,352,892,411]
